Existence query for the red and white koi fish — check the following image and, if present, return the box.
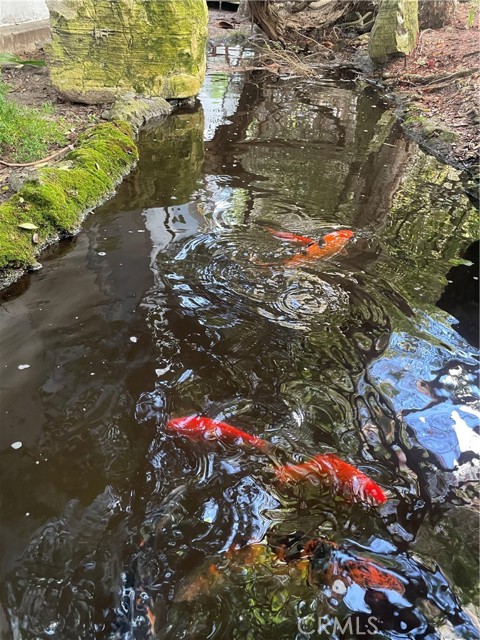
[274,453,387,505]
[166,415,272,453]
[268,533,403,594]
[340,558,405,594]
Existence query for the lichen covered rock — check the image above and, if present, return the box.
[369,0,419,62]
[46,0,208,104]
[108,96,173,133]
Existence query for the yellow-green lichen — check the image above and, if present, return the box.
[0,120,138,270]
[369,0,419,61]
[46,0,208,103]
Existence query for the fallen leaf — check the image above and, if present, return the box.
[18,222,38,230]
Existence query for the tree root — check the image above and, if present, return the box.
[402,67,477,86]
[287,0,315,14]
[338,11,374,33]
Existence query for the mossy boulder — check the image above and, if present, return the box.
[46,0,208,104]
[369,0,419,62]
[0,121,138,271]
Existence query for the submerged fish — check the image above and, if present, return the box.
[284,229,354,266]
[341,559,405,594]
[307,540,406,600]
[274,453,387,505]
[263,228,354,267]
[166,415,272,452]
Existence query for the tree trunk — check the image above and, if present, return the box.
[418,0,456,28]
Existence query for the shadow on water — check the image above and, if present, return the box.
[0,51,478,639]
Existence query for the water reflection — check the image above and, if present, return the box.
[0,57,478,639]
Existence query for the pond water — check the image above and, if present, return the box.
[0,48,479,639]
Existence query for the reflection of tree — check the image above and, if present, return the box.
[374,153,476,306]
[202,75,415,227]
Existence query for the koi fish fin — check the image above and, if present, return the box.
[267,228,316,246]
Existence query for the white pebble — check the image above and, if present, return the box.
[130,336,138,343]
[98,251,106,256]
[18,364,30,370]
[11,442,22,450]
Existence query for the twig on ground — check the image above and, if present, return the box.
[0,144,74,168]
[401,68,477,86]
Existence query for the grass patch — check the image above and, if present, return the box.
[0,81,68,162]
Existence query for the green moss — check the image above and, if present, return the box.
[0,120,138,270]
[402,110,458,143]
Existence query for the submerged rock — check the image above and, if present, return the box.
[46,0,208,104]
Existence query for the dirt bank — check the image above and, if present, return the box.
[369,3,479,176]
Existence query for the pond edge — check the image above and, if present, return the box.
[0,96,176,291]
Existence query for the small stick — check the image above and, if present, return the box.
[0,144,74,168]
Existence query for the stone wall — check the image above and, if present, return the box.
[1,0,49,25]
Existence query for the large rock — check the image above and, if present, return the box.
[369,0,419,62]
[46,0,208,104]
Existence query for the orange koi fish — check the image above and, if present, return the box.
[284,229,354,266]
[341,559,405,594]
[166,415,272,452]
[260,228,354,267]
[308,542,405,596]
[274,453,387,505]
[175,563,225,602]
[146,606,156,637]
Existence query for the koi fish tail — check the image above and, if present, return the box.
[254,438,277,456]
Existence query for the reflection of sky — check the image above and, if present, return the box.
[143,203,205,268]
[199,72,245,142]
[367,314,480,470]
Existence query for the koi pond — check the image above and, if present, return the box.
[1,46,479,639]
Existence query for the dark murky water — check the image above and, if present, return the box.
[1,48,479,639]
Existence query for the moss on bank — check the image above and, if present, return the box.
[0,120,138,271]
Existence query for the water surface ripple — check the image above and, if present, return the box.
[0,57,478,639]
